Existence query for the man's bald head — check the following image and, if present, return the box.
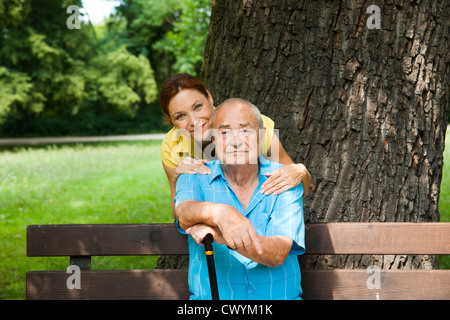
[212,98,264,130]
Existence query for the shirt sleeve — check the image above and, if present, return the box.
[267,183,305,256]
[161,127,194,168]
[174,173,205,234]
[160,129,179,169]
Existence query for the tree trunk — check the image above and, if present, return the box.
[200,0,449,270]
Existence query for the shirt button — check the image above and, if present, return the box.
[248,290,252,293]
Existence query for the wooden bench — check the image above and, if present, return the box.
[26,222,450,300]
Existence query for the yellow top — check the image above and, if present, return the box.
[160,114,275,168]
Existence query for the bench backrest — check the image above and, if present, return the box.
[26,222,450,300]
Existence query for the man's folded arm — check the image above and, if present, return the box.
[176,200,263,255]
[235,235,293,268]
[175,200,218,231]
[186,222,293,268]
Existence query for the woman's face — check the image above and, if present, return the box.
[168,89,214,141]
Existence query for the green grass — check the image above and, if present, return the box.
[439,129,450,222]
[438,128,450,268]
[0,140,173,299]
[0,130,449,300]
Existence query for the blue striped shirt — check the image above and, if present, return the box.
[174,156,305,300]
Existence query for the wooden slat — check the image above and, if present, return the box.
[26,269,450,300]
[301,269,450,300]
[305,222,450,254]
[27,222,450,257]
[26,270,190,300]
[27,223,188,257]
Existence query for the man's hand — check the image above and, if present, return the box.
[214,204,263,255]
[186,224,225,246]
[176,200,262,255]
[186,223,292,268]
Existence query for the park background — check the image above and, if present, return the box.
[0,0,448,299]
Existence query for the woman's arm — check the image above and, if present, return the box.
[162,162,178,219]
[262,134,312,194]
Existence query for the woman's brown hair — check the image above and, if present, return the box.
[159,73,209,124]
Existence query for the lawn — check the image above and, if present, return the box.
[0,140,173,299]
[0,130,449,300]
[438,128,450,269]
[439,128,450,223]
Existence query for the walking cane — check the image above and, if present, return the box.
[204,233,219,300]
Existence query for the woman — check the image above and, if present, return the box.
[160,73,311,217]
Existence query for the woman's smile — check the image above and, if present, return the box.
[190,122,207,133]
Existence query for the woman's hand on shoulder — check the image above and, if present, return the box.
[261,163,310,195]
[175,156,212,181]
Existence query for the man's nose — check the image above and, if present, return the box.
[230,131,244,145]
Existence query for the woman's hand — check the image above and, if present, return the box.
[186,224,226,246]
[260,163,310,195]
[173,156,211,182]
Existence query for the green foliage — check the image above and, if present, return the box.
[84,46,157,116]
[0,0,211,137]
[0,0,30,29]
[0,67,45,120]
[106,0,181,84]
[163,0,211,75]
[111,0,211,81]
[0,0,158,134]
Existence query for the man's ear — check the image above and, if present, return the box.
[258,127,266,153]
[207,90,214,106]
[259,127,266,143]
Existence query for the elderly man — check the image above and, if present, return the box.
[175,98,305,300]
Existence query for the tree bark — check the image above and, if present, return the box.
[200,0,449,270]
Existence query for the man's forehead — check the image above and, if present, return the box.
[214,105,258,128]
[218,120,253,129]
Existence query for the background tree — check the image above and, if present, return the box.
[0,0,211,137]
[0,0,158,136]
[201,0,449,270]
[109,0,211,83]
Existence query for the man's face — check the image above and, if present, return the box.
[213,103,263,165]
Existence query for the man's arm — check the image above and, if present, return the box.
[175,200,217,231]
[238,235,292,267]
[176,200,263,255]
[187,223,292,267]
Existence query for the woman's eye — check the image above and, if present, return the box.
[176,114,185,120]
[194,104,202,110]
